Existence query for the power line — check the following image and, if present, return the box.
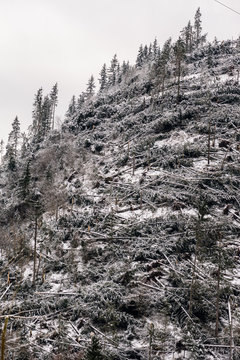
[213,0,240,16]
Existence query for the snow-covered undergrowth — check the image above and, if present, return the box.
[0,39,239,359]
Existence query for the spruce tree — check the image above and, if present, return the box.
[77,93,85,110]
[148,43,153,60]
[181,21,193,53]
[153,38,159,60]
[108,54,119,86]
[186,21,193,52]
[66,95,77,119]
[86,75,96,98]
[121,60,130,76]
[99,63,108,92]
[136,44,144,68]
[207,44,214,68]
[84,336,104,360]
[19,161,31,200]
[5,145,16,171]
[21,133,29,158]
[194,7,202,48]
[40,95,51,138]
[174,37,186,101]
[8,116,21,156]
[32,88,43,136]
[143,44,148,61]
[0,139,4,163]
[50,83,58,130]
[155,38,172,95]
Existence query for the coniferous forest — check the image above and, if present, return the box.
[0,8,240,360]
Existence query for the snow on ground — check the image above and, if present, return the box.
[118,206,198,221]
[117,207,169,221]
[22,265,33,281]
[46,272,69,292]
[183,73,202,81]
[193,158,208,170]
[155,131,200,149]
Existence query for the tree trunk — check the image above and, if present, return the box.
[228,298,234,360]
[1,317,8,360]
[32,215,38,286]
[215,257,221,339]
[207,121,211,165]
[177,59,181,102]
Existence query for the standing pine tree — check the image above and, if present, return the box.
[121,60,130,76]
[8,116,21,156]
[66,95,77,119]
[143,44,148,61]
[32,88,43,136]
[154,38,171,96]
[19,161,31,200]
[5,116,20,171]
[108,54,119,86]
[148,43,153,60]
[0,139,4,163]
[40,96,52,138]
[181,21,193,53]
[186,21,193,52]
[153,38,159,60]
[50,83,58,130]
[21,133,29,158]
[136,44,144,68]
[86,75,96,98]
[174,37,186,101]
[77,92,85,110]
[194,7,202,48]
[99,64,108,92]
[5,145,16,171]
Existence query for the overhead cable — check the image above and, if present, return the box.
[213,0,240,16]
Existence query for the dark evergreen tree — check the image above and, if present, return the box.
[21,133,29,158]
[148,43,153,60]
[84,336,104,360]
[154,37,172,95]
[40,95,51,138]
[194,7,202,48]
[174,37,186,101]
[32,88,43,136]
[143,44,148,61]
[161,38,172,63]
[237,35,240,49]
[0,139,4,163]
[8,116,21,156]
[50,83,58,130]
[108,54,119,86]
[66,95,77,119]
[5,145,16,171]
[86,75,96,97]
[207,43,214,68]
[19,161,31,199]
[186,21,193,52]
[153,38,159,60]
[77,92,85,110]
[136,44,144,68]
[121,60,130,76]
[181,21,193,53]
[116,62,121,83]
[99,63,108,92]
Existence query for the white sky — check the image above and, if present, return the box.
[0,0,239,144]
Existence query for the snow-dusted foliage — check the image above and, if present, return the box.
[0,23,240,360]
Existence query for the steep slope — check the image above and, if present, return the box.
[0,39,240,359]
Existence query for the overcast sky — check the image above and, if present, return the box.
[0,0,239,144]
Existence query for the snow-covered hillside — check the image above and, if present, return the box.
[0,36,240,359]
